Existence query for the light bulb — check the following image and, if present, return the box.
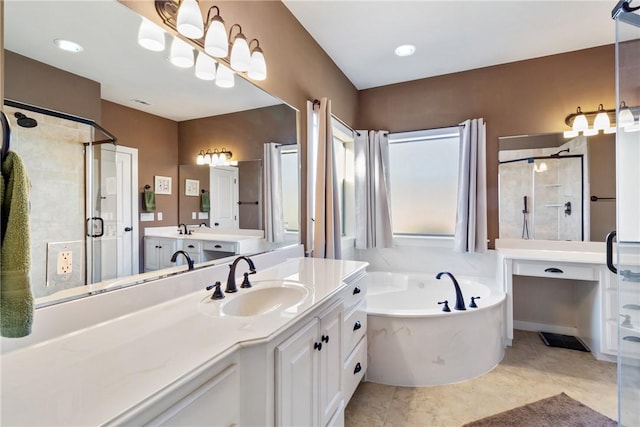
[169,37,194,68]
[138,18,165,52]
[195,52,216,80]
[230,33,251,72]
[204,15,228,58]
[176,0,204,39]
[572,107,588,132]
[619,102,635,129]
[215,64,235,88]
[593,104,610,131]
[248,47,267,80]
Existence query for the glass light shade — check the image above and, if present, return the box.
[219,152,228,165]
[619,105,635,129]
[625,123,640,133]
[604,127,617,134]
[195,52,216,80]
[572,113,589,132]
[196,150,205,165]
[211,152,220,166]
[169,37,194,68]
[204,16,228,58]
[248,48,267,80]
[583,128,598,136]
[138,18,165,52]
[203,150,212,165]
[534,162,548,173]
[230,34,251,72]
[176,0,204,39]
[593,106,610,131]
[215,64,235,88]
[563,130,579,139]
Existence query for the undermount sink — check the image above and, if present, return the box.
[199,280,311,318]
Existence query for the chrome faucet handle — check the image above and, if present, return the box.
[438,300,451,312]
[240,272,252,288]
[470,296,481,308]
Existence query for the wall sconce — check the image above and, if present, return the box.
[151,0,267,83]
[196,148,233,166]
[564,103,639,138]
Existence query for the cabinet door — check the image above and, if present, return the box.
[318,302,344,426]
[144,238,160,271]
[276,318,319,427]
[149,364,239,427]
[158,239,177,269]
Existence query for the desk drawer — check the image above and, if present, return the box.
[203,241,237,253]
[513,260,598,281]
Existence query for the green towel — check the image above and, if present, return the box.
[201,191,210,212]
[1,151,34,338]
[143,188,156,212]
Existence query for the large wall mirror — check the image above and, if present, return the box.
[3,0,300,307]
[498,132,615,242]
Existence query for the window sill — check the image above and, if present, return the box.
[393,235,454,248]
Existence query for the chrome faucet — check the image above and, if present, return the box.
[178,223,189,235]
[225,256,257,293]
[436,272,466,311]
[171,250,195,270]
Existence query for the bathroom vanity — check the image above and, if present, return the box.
[497,239,619,361]
[0,249,368,426]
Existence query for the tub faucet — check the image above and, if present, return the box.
[171,250,194,270]
[225,256,257,293]
[436,272,466,311]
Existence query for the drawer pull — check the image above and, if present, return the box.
[544,267,564,274]
[214,244,222,249]
[314,342,322,351]
[623,336,640,343]
[354,363,362,374]
[353,287,361,295]
[187,245,195,249]
[353,321,362,331]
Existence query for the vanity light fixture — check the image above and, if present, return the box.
[169,37,194,68]
[195,51,217,80]
[196,148,232,166]
[619,101,636,129]
[593,104,611,131]
[215,63,235,88]
[154,0,267,81]
[138,17,166,52]
[564,104,621,138]
[54,38,83,53]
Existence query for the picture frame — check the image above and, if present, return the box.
[154,175,172,195]
[185,179,199,197]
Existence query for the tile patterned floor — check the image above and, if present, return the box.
[345,330,617,427]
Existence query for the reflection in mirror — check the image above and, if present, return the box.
[498,132,615,242]
[4,0,300,307]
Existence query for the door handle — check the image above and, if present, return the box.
[606,231,617,274]
[86,217,104,238]
[124,226,133,232]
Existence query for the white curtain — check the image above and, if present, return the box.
[307,98,342,259]
[454,118,488,253]
[263,142,285,243]
[354,130,393,249]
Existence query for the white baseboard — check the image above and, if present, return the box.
[514,320,578,337]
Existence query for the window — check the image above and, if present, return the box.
[388,127,460,236]
[280,147,299,232]
[332,119,355,237]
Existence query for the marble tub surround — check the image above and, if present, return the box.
[345,330,617,427]
[1,254,368,425]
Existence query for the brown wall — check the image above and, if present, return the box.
[101,100,179,270]
[178,164,210,225]
[357,45,616,246]
[178,104,297,165]
[4,51,101,122]
[589,133,616,241]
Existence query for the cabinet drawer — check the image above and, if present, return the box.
[203,241,237,253]
[343,301,366,360]
[183,240,202,253]
[343,337,366,403]
[342,279,366,310]
[513,260,597,281]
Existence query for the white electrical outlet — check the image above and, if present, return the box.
[57,251,72,275]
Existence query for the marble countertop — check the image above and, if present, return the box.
[1,257,367,426]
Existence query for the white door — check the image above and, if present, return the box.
[210,166,239,228]
[114,147,138,277]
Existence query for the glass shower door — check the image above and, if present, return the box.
[613,3,640,426]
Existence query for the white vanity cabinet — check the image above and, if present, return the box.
[276,301,344,427]
[144,237,177,272]
[341,275,367,404]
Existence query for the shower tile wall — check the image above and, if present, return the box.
[6,106,90,298]
[499,136,588,241]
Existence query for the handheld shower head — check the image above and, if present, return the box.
[14,112,38,128]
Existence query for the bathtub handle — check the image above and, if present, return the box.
[544,267,564,274]
[353,321,362,331]
[354,363,362,374]
[321,335,330,343]
[314,342,322,351]
[353,287,361,295]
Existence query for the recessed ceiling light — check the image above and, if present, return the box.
[395,44,416,57]
[54,39,83,53]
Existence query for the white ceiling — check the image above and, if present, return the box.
[4,0,281,122]
[283,0,617,90]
